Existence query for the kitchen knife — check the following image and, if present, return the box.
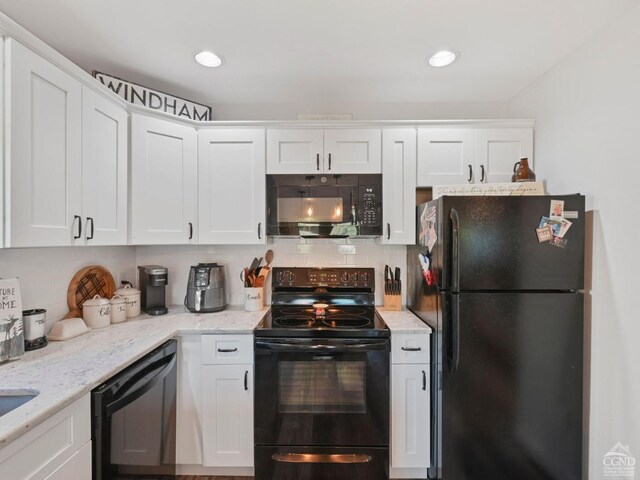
[394,267,401,295]
[384,265,391,294]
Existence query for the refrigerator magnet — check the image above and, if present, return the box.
[550,236,568,248]
[558,218,572,238]
[539,217,562,236]
[536,226,553,242]
[550,199,565,218]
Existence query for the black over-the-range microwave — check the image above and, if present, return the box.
[266,174,382,238]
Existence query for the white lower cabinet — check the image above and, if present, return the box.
[176,335,204,465]
[201,364,254,467]
[0,394,91,480]
[390,333,431,478]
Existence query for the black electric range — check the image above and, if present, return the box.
[254,267,389,338]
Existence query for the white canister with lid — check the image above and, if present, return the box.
[114,283,141,318]
[110,295,127,323]
[83,295,111,329]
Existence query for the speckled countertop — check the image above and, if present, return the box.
[0,305,429,449]
[377,308,432,334]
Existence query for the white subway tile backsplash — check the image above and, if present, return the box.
[0,239,408,331]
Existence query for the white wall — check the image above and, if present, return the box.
[0,246,136,330]
[211,101,509,120]
[136,239,406,307]
[508,4,640,477]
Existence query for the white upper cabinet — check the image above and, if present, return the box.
[475,128,534,183]
[417,127,534,186]
[0,37,4,248]
[266,128,382,174]
[382,129,416,245]
[6,39,82,247]
[81,86,128,245]
[130,113,198,245]
[266,129,323,174]
[323,129,382,173]
[417,128,475,186]
[198,129,266,244]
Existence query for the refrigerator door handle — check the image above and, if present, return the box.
[450,208,460,292]
[451,294,460,373]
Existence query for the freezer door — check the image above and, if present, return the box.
[432,195,585,291]
[441,292,583,480]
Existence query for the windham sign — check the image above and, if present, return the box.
[93,71,213,121]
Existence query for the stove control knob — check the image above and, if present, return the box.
[286,271,295,284]
[360,272,369,284]
[350,273,358,284]
[340,272,349,284]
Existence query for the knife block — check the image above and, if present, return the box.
[383,293,402,311]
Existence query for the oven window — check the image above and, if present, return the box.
[278,361,366,414]
[278,197,344,223]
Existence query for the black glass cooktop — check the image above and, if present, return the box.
[255,306,390,338]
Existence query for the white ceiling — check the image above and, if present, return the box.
[0,0,638,106]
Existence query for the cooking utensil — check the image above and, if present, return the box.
[249,257,260,274]
[265,249,274,267]
[65,265,116,319]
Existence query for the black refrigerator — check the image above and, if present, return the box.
[407,195,584,480]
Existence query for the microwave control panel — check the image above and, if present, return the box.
[359,184,381,227]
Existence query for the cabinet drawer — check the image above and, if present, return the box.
[201,334,253,365]
[392,334,430,364]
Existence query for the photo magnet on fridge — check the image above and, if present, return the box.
[539,217,562,236]
[550,199,565,218]
[550,236,568,248]
[536,226,553,242]
[558,218,572,238]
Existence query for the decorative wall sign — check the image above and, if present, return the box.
[92,71,213,121]
[0,277,24,362]
[432,181,545,199]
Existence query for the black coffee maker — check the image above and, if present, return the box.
[138,265,168,315]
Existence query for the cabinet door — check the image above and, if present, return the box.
[266,129,323,174]
[0,38,4,248]
[198,129,266,244]
[382,129,416,245]
[7,39,82,247]
[391,364,430,469]
[176,335,203,465]
[202,364,254,467]
[323,129,382,173]
[81,86,128,245]
[130,113,197,244]
[45,441,91,480]
[475,128,534,183]
[417,128,475,186]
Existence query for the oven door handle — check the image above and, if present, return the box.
[255,340,389,353]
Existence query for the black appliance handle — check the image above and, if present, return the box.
[401,346,422,352]
[244,370,248,391]
[86,217,94,240]
[316,153,320,171]
[272,453,372,464]
[255,340,389,353]
[480,164,486,182]
[451,294,460,373]
[328,153,332,170]
[258,222,262,239]
[73,215,82,239]
[217,348,238,353]
[450,208,460,292]
[104,352,176,416]
[467,165,473,183]
[422,369,427,390]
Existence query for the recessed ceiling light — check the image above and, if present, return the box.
[195,51,223,68]
[428,50,458,67]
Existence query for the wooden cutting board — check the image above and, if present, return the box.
[64,265,116,319]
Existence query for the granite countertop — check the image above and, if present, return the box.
[0,305,265,448]
[377,308,432,334]
[0,304,430,449]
